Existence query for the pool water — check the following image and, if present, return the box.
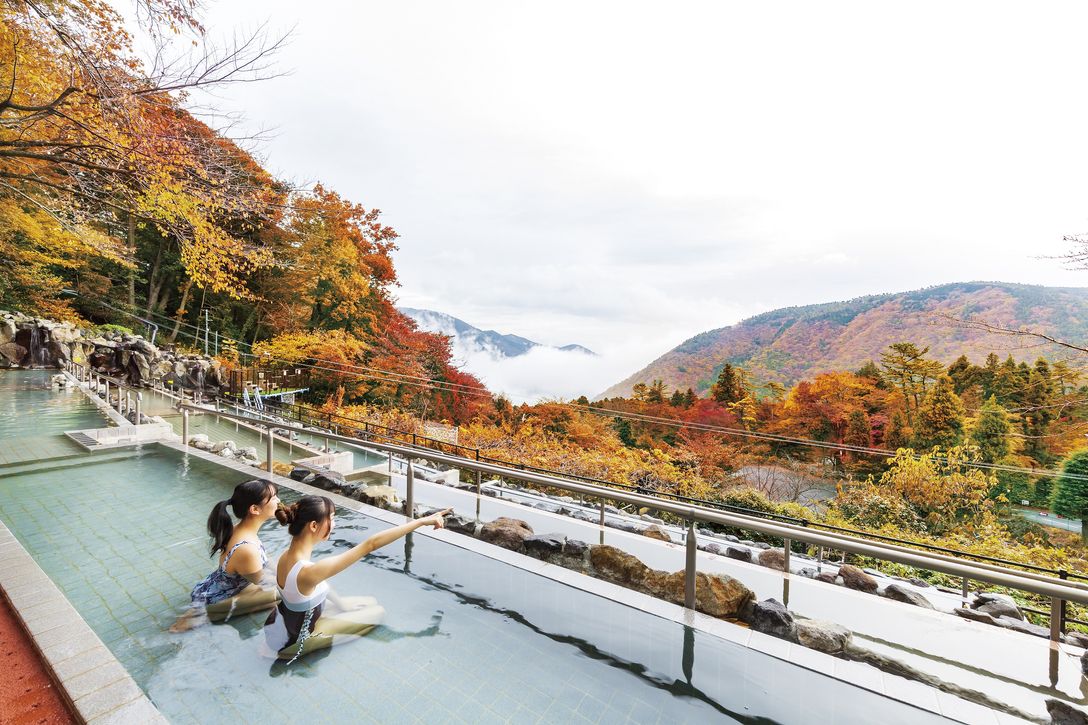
[0,369,109,439]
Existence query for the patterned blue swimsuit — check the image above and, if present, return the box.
[189,540,268,607]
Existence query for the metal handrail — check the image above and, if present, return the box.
[178,404,1088,625]
[259,398,1082,578]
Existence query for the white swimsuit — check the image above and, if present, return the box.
[264,560,329,659]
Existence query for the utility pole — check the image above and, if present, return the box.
[204,309,210,355]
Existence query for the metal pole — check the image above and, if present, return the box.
[476,470,482,520]
[783,537,792,575]
[182,409,189,446]
[817,546,824,573]
[266,425,275,478]
[406,460,415,519]
[388,451,393,472]
[685,519,697,610]
[104,379,110,406]
[599,499,606,545]
[135,393,141,425]
[962,577,969,606]
[1051,598,1063,642]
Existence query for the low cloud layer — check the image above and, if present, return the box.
[188,1,1088,391]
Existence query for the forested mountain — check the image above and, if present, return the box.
[600,282,1088,399]
[401,308,596,359]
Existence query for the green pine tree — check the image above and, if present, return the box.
[712,364,746,405]
[969,396,1010,463]
[913,375,965,449]
[1052,450,1088,542]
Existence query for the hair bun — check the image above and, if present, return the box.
[275,502,297,526]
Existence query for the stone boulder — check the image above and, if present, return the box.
[638,569,753,618]
[641,525,672,542]
[815,572,838,584]
[749,599,795,640]
[757,548,786,571]
[972,592,1024,621]
[479,517,534,551]
[354,484,398,509]
[1047,699,1088,725]
[795,619,851,655]
[211,440,236,453]
[883,584,935,609]
[0,342,26,365]
[954,607,997,625]
[289,467,313,482]
[238,447,258,461]
[691,573,753,618]
[565,539,588,557]
[590,545,651,587]
[524,533,566,558]
[838,564,878,593]
[697,542,722,555]
[725,547,752,563]
[0,317,15,345]
[997,616,1051,639]
[444,514,477,536]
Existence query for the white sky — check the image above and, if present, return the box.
[176,1,1088,399]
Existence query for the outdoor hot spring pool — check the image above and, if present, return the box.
[0,371,952,724]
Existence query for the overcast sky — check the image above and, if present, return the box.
[179,1,1088,399]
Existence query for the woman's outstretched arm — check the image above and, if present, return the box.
[300,509,451,589]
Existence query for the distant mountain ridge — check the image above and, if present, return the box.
[401,308,596,359]
[599,282,1088,399]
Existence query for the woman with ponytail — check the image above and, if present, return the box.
[264,495,449,661]
[170,479,281,632]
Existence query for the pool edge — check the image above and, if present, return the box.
[0,521,168,724]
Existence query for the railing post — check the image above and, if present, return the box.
[388,451,393,472]
[962,577,969,606]
[182,409,189,447]
[783,537,792,575]
[104,379,110,407]
[1051,597,1063,642]
[817,546,824,573]
[406,460,415,519]
[685,519,697,610]
[135,393,141,425]
[266,425,275,479]
[599,498,606,545]
[476,469,482,520]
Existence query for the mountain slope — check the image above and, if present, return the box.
[401,308,595,359]
[599,282,1088,398]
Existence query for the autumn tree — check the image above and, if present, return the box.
[646,379,667,404]
[913,375,965,450]
[879,343,944,422]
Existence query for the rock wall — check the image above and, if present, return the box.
[0,310,224,392]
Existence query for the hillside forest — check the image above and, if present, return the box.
[7,0,1088,619]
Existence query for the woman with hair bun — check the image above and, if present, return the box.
[264,495,449,662]
[170,479,281,632]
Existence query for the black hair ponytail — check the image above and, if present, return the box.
[207,479,277,556]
